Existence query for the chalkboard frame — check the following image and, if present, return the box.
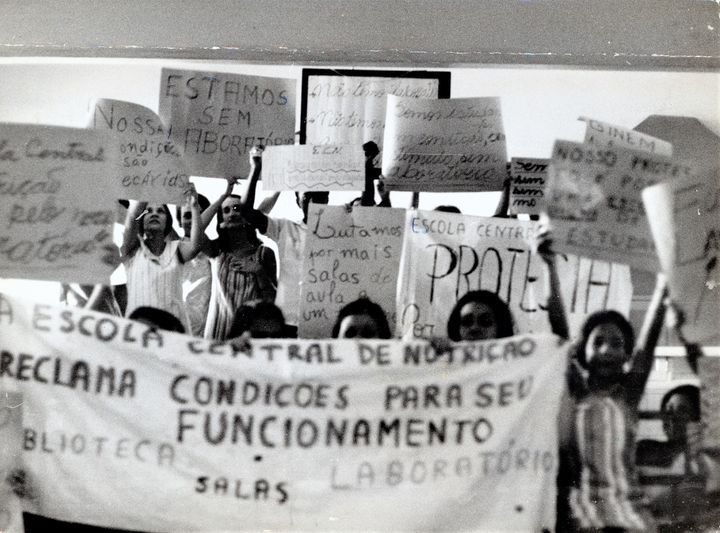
[299,69,451,145]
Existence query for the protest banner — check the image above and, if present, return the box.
[159,68,296,178]
[545,140,702,271]
[509,158,548,216]
[301,70,448,148]
[0,294,563,532]
[300,205,405,338]
[0,123,118,283]
[0,391,24,533]
[642,174,720,344]
[382,96,507,192]
[581,117,673,157]
[263,145,365,191]
[397,210,632,338]
[90,99,190,203]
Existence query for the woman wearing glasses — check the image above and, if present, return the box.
[204,148,278,340]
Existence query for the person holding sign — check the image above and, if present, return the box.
[204,149,278,340]
[537,232,668,533]
[446,290,516,341]
[120,188,203,333]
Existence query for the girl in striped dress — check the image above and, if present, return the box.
[120,189,202,333]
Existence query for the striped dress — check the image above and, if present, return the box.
[124,238,190,332]
[569,392,648,532]
[203,246,276,340]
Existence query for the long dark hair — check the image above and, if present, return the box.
[446,290,514,341]
[215,194,261,252]
[331,297,392,339]
[572,310,635,370]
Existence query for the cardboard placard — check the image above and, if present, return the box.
[397,210,632,338]
[642,174,720,344]
[90,99,190,203]
[382,96,507,192]
[263,145,365,191]
[581,117,673,157]
[300,205,405,338]
[545,140,701,271]
[159,68,296,178]
[509,158,548,216]
[0,123,118,283]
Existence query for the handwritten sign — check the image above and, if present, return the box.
[382,96,507,192]
[263,145,365,191]
[304,73,441,147]
[509,158,548,216]
[0,294,563,532]
[581,117,673,157]
[90,99,190,203]
[397,210,632,338]
[0,123,117,283]
[300,205,405,338]
[159,68,296,178]
[545,141,701,271]
[642,174,719,344]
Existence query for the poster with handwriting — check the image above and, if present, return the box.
[642,174,719,344]
[303,72,442,147]
[159,68,296,178]
[300,205,405,338]
[581,117,673,157]
[382,96,507,192]
[545,141,701,271]
[0,294,563,532]
[0,123,118,283]
[263,144,365,191]
[397,210,632,338]
[509,158,548,216]
[90,99,190,203]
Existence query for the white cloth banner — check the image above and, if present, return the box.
[89,99,190,203]
[263,144,365,191]
[0,294,564,532]
[397,211,632,338]
[159,69,296,178]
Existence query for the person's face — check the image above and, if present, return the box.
[220,197,246,229]
[338,313,379,339]
[298,192,329,220]
[584,322,628,378]
[458,301,498,341]
[662,393,695,442]
[144,204,168,234]
[180,205,192,235]
[249,317,284,339]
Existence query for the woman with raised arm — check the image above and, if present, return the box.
[120,188,203,333]
[537,231,667,533]
[203,148,277,340]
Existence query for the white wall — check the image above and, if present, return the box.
[0,58,717,217]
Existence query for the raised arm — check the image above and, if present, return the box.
[240,146,269,233]
[177,187,203,263]
[257,191,281,215]
[493,164,513,218]
[626,274,668,407]
[200,176,236,230]
[536,230,570,340]
[120,200,147,258]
